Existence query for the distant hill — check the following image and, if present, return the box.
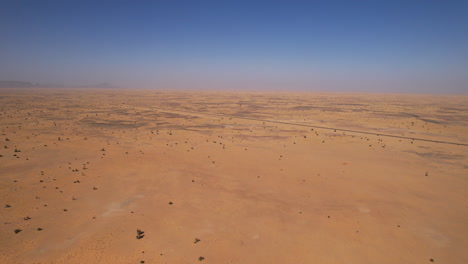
[0,81,118,89]
[0,81,34,88]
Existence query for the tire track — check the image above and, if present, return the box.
[153,107,468,147]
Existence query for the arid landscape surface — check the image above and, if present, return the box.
[1,89,467,264]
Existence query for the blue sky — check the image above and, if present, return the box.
[0,0,467,93]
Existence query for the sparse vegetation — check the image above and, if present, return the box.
[0,89,465,263]
[136,229,145,239]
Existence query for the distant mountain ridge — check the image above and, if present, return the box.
[0,81,34,88]
[0,81,118,88]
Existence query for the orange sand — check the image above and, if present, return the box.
[1,89,467,264]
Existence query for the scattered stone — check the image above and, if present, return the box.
[24,216,31,220]
[168,201,173,205]
[199,256,205,261]
[5,204,11,208]
[194,238,201,243]
[37,228,43,231]
[14,229,22,234]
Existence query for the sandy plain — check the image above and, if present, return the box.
[0,89,467,264]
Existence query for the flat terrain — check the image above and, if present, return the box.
[1,89,467,264]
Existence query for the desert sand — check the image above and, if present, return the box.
[1,89,467,264]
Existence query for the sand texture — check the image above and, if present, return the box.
[1,89,467,264]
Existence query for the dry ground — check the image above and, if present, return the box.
[1,89,467,264]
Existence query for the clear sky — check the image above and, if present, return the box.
[1,0,467,93]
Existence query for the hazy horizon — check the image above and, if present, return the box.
[1,1,467,94]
